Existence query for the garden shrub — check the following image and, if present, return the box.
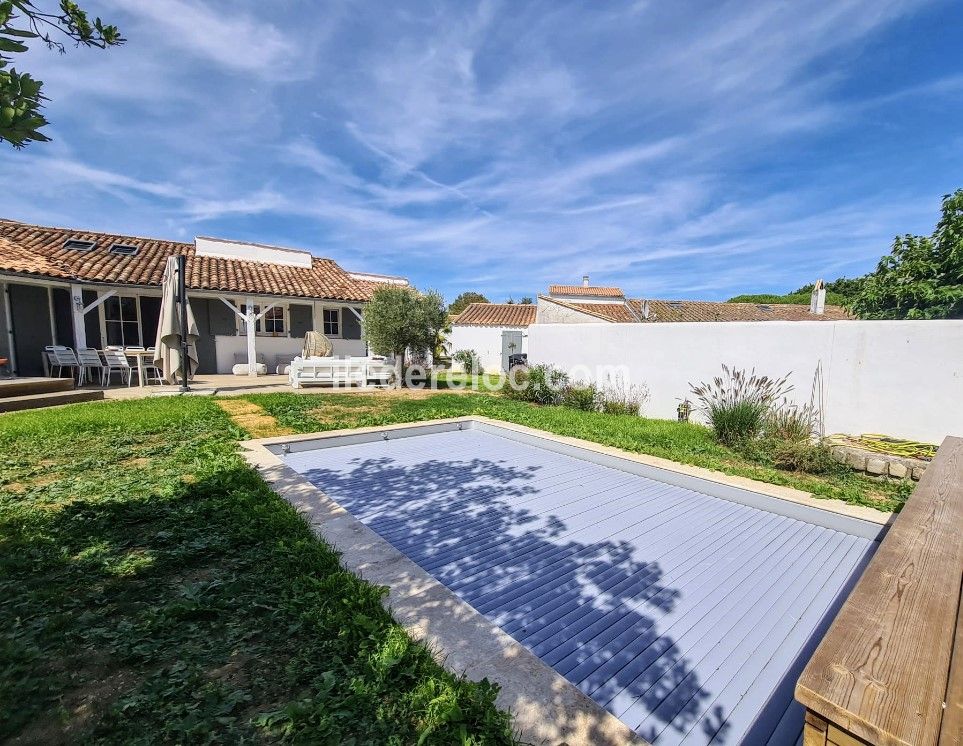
[690,365,792,445]
[599,375,649,416]
[747,438,847,476]
[562,383,600,412]
[501,364,568,405]
[764,401,818,442]
[453,348,481,375]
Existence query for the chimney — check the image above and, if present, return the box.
[641,300,650,320]
[582,274,590,287]
[810,279,826,315]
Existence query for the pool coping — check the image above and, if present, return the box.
[240,416,893,745]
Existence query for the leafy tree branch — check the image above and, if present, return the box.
[1,0,123,147]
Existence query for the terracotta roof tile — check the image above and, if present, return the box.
[629,299,852,322]
[548,284,624,298]
[536,296,633,322]
[568,302,638,322]
[0,219,399,302]
[453,303,536,326]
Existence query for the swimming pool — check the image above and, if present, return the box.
[266,419,884,745]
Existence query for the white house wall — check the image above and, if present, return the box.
[449,325,528,372]
[528,320,963,443]
[536,297,610,324]
[214,335,365,373]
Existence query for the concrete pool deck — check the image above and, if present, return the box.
[241,417,892,745]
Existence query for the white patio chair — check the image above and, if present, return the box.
[124,345,154,386]
[48,347,80,381]
[128,347,163,386]
[76,348,107,385]
[101,348,131,387]
[43,345,69,377]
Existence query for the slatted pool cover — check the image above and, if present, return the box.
[285,428,876,745]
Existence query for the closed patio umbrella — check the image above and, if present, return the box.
[154,255,199,385]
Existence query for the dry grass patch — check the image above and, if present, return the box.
[215,398,294,438]
[3,472,63,494]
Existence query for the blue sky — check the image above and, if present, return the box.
[1,0,961,303]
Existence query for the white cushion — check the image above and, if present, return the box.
[232,363,267,376]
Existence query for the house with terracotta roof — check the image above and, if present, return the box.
[0,219,407,377]
[450,275,851,372]
[537,275,850,324]
[447,302,536,372]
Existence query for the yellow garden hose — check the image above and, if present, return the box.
[826,433,938,461]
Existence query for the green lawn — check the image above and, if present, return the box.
[430,371,505,390]
[0,391,907,743]
[0,397,514,744]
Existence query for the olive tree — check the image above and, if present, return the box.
[361,286,447,385]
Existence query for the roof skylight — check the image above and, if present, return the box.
[109,243,139,256]
[63,238,96,252]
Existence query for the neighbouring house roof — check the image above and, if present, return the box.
[548,284,624,298]
[539,296,638,322]
[0,218,403,302]
[629,299,852,322]
[453,303,537,327]
[567,302,639,322]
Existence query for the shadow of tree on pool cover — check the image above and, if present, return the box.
[300,452,740,744]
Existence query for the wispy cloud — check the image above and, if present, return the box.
[109,0,299,75]
[0,0,959,301]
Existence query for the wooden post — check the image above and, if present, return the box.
[246,295,257,377]
[70,284,87,350]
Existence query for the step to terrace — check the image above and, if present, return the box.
[0,378,104,412]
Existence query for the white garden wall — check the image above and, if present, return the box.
[527,320,963,443]
[448,325,528,373]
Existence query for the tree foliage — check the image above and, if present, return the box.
[727,290,852,306]
[850,189,963,319]
[728,277,865,306]
[362,286,447,381]
[793,276,867,300]
[1,0,122,147]
[448,291,489,316]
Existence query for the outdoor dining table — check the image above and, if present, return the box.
[123,349,157,388]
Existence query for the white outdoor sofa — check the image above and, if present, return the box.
[288,356,396,389]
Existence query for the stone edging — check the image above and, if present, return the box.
[827,443,928,481]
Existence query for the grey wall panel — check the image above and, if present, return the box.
[190,299,217,375]
[8,283,53,376]
[50,288,75,348]
[81,290,102,349]
[341,306,362,339]
[139,296,161,348]
[0,283,9,361]
[207,297,237,336]
[289,303,313,339]
[283,428,877,745]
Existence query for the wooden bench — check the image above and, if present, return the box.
[796,436,963,746]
